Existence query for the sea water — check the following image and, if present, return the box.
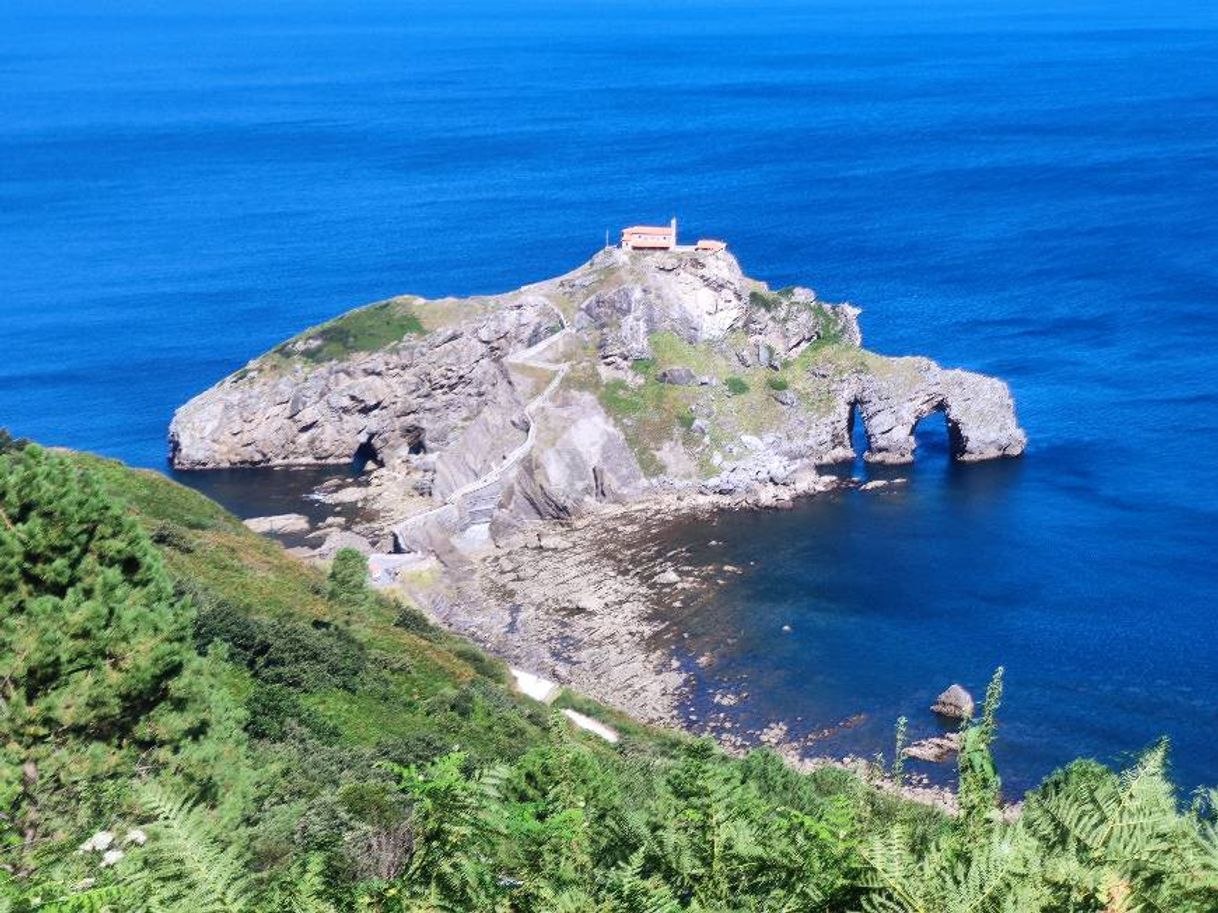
[2,0,1216,792]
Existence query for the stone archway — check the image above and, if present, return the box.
[907,399,967,461]
[828,366,1026,464]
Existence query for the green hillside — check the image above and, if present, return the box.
[2,438,1215,911]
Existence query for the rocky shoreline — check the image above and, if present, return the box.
[370,474,950,803]
[175,245,1026,814]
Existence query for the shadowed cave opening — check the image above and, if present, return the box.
[847,401,870,462]
[913,405,965,460]
[352,437,382,473]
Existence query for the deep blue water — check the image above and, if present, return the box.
[2,1,1216,793]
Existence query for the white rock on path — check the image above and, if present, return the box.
[510,667,561,704]
[561,708,619,743]
[243,513,310,535]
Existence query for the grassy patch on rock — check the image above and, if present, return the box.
[274,299,425,365]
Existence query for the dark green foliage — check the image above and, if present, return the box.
[725,375,749,395]
[766,375,789,391]
[392,602,440,638]
[325,547,369,606]
[0,427,28,453]
[245,683,338,742]
[195,600,365,691]
[8,448,1218,913]
[451,641,506,681]
[749,289,780,311]
[957,667,1003,841]
[0,445,195,844]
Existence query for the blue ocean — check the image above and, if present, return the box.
[2,0,1216,793]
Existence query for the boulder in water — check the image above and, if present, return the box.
[931,683,975,720]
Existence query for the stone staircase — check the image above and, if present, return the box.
[388,313,571,556]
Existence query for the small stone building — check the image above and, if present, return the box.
[620,218,727,253]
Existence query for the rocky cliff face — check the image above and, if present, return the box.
[170,247,1026,548]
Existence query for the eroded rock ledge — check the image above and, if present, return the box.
[170,247,1026,546]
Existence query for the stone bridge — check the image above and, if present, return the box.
[823,361,1026,464]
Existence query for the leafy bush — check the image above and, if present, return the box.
[393,603,440,638]
[725,375,750,395]
[0,445,194,813]
[196,601,365,691]
[630,357,655,377]
[327,547,370,607]
[767,376,789,391]
[0,427,28,453]
[749,290,780,311]
[452,642,505,681]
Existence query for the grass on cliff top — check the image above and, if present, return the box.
[272,299,425,365]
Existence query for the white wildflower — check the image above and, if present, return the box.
[99,848,125,867]
[124,828,148,846]
[78,830,115,853]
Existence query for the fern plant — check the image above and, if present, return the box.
[130,781,255,913]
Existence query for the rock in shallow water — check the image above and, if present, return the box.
[931,683,976,720]
[904,732,963,763]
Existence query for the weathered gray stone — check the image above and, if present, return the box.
[169,247,1025,553]
[931,684,976,720]
[657,366,697,385]
[243,513,310,535]
[772,389,796,406]
[904,732,962,762]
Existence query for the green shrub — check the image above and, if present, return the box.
[767,376,789,391]
[452,642,505,681]
[328,548,371,606]
[749,290,779,311]
[0,445,194,762]
[630,357,655,377]
[0,427,28,453]
[599,378,645,415]
[725,375,750,395]
[394,603,440,638]
[196,601,366,691]
[678,411,695,430]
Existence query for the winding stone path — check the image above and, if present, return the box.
[388,308,571,555]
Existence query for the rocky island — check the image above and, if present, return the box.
[170,243,1026,727]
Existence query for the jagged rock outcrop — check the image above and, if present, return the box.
[817,361,1027,464]
[932,684,976,720]
[170,245,1026,550]
[169,297,555,469]
[492,388,648,537]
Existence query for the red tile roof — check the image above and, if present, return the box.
[622,225,675,236]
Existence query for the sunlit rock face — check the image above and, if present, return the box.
[170,246,1026,541]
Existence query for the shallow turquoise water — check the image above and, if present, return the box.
[2,0,1216,792]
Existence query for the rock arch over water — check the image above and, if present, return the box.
[831,359,1026,464]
